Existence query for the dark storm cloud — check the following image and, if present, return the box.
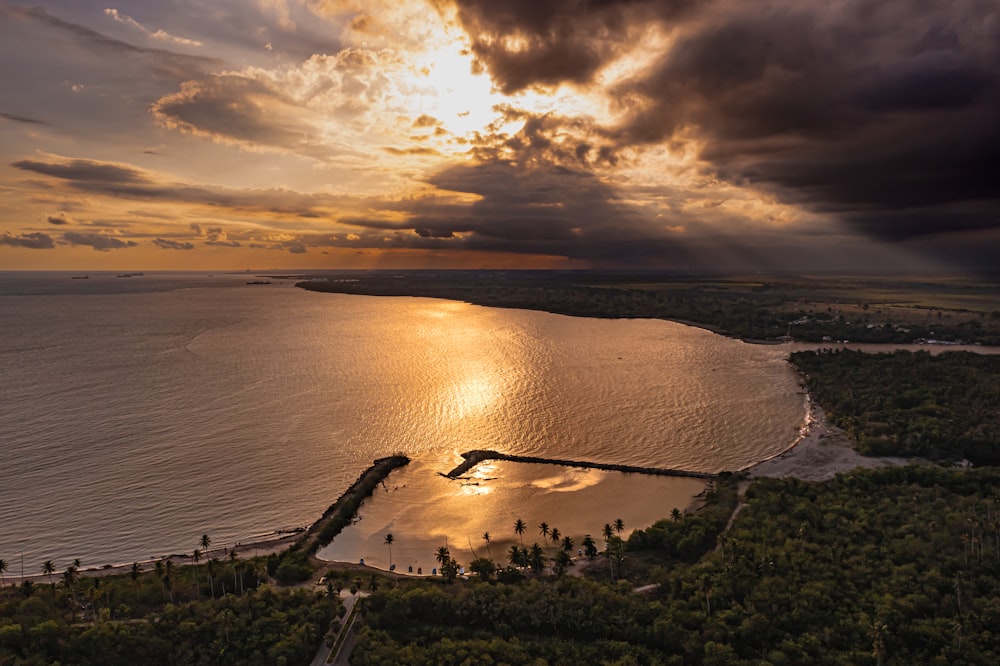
[607,0,1000,242]
[153,238,194,250]
[62,232,137,251]
[0,231,55,249]
[452,0,1000,251]
[471,105,616,166]
[47,213,70,225]
[345,158,699,265]
[450,0,697,94]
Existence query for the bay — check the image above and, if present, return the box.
[0,272,804,571]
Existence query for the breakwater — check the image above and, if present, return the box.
[444,450,719,480]
[296,455,411,556]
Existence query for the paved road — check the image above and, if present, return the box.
[311,590,366,666]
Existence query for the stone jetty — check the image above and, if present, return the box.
[444,449,719,480]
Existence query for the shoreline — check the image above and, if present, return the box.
[4,530,305,585]
[3,388,892,586]
[3,457,410,586]
[2,367,921,586]
[295,281,1000,353]
[2,398,851,585]
[744,400,912,482]
[739,375,816,473]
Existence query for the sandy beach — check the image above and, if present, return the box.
[745,401,911,482]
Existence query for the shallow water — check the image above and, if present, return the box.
[317,457,707,572]
[0,272,805,571]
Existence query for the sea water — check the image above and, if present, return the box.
[0,272,804,571]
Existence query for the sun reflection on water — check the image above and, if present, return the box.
[448,375,499,419]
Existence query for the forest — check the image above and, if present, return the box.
[0,555,339,665]
[791,350,1000,464]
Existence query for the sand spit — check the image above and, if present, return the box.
[745,402,912,482]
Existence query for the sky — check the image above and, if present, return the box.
[1,0,997,271]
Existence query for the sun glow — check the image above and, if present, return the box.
[416,43,504,138]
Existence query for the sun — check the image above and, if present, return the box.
[405,26,607,154]
[417,42,505,137]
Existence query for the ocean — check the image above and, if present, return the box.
[0,272,806,572]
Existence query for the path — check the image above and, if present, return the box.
[311,590,368,666]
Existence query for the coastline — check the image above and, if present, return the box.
[744,400,912,482]
[3,401,896,586]
[4,530,305,585]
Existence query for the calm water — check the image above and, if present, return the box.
[0,272,805,571]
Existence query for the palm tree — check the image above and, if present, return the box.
[602,524,615,579]
[514,518,526,548]
[164,559,175,603]
[63,565,79,612]
[582,534,598,558]
[554,550,572,576]
[192,549,202,596]
[671,508,682,522]
[613,518,626,564]
[206,558,217,598]
[229,550,238,596]
[200,533,211,554]
[0,558,7,588]
[561,535,574,553]
[41,560,55,598]
[528,543,545,573]
[154,560,166,600]
[384,533,394,569]
[130,562,142,602]
[549,527,561,555]
[219,608,235,644]
[538,522,550,546]
[482,532,494,562]
[508,545,522,568]
[435,546,450,569]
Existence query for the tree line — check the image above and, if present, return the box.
[791,349,1000,464]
